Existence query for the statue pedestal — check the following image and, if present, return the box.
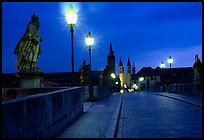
[20,76,43,88]
[193,80,202,98]
[17,69,44,88]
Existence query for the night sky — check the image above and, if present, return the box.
[2,2,202,74]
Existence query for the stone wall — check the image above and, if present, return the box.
[2,87,83,138]
[168,83,202,98]
[82,86,111,101]
[93,86,111,100]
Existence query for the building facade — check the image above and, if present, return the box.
[100,42,116,86]
[118,57,136,89]
[135,66,194,91]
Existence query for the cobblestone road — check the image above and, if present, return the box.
[117,92,202,138]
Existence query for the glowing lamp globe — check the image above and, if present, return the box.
[65,4,77,25]
[139,77,144,82]
[111,73,116,79]
[168,56,173,64]
[86,32,94,47]
[160,61,165,68]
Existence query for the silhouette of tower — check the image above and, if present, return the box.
[107,42,115,74]
[118,57,124,87]
[119,57,124,74]
[132,61,135,75]
[127,57,131,74]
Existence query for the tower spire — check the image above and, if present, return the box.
[108,42,114,56]
[132,61,135,67]
[132,60,135,74]
[127,57,131,66]
[119,57,123,66]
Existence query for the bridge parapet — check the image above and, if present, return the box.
[168,83,202,98]
[2,87,83,138]
[82,86,111,101]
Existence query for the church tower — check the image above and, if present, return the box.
[118,57,124,87]
[132,61,135,75]
[127,57,131,74]
[124,57,131,88]
[119,57,124,74]
[107,42,115,74]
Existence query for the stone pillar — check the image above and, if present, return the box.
[193,81,202,98]
[17,70,44,88]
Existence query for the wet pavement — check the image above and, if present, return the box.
[151,92,202,107]
[118,92,202,138]
[57,91,202,138]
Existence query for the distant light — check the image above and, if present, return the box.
[139,77,144,82]
[124,84,127,88]
[115,81,118,85]
[168,56,173,64]
[128,89,132,92]
[132,83,138,89]
[65,4,77,25]
[120,89,124,93]
[85,32,94,47]
[160,61,165,68]
[135,85,138,89]
[111,73,116,79]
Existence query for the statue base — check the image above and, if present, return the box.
[193,80,202,98]
[193,78,202,85]
[17,68,44,88]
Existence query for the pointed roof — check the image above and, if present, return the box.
[127,57,131,66]
[108,42,114,56]
[132,61,135,67]
[119,57,123,66]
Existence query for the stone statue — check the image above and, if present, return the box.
[14,13,42,72]
[193,54,202,82]
[80,60,89,85]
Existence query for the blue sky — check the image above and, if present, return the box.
[2,2,202,74]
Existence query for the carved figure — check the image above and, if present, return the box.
[14,13,42,71]
[80,60,89,85]
[193,54,202,81]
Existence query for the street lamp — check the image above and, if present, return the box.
[139,77,144,91]
[111,73,116,79]
[110,73,116,93]
[85,32,94,71]
[85,32,94,101]
[65,4,77,73]
[139,77,144,82]
[167,56,173,85]
[160,61,165,69]
[168,56,173,69]
[160,61,165,91]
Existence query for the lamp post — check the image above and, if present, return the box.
[85,32,94,101]
[139,77,144,91]
[160,61,165,91]
[85,32,94,71]
[167,56,173,84]
[111,73,116,93]
[65,4,77,73]
[168,56,173,69]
